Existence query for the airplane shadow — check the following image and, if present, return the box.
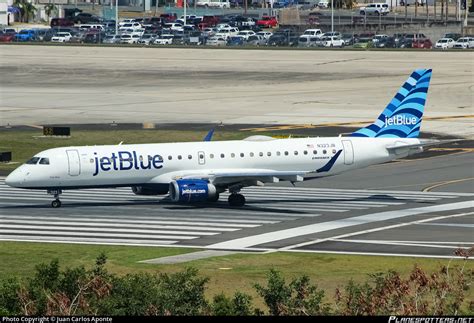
[0,194,436,213]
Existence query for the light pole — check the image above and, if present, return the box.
[331,0,334,33]
[184,0,186,26]
[115,0,118,35]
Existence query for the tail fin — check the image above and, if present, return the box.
[351,69,432,138]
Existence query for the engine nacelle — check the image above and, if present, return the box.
[169,179,217,203]
[131,185,169,196]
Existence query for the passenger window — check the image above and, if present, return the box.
[210,154,214,158]
[250,152,254,157]
[231,153,235,158]
[313,150,317,155]
[178,155,182,160]
[284,151,289,156]
[39,158,50,165]
[26,157,40,164]
[267,152,271,156]
[188,155,192,159]
[323,150,327,154]
[332,149,337,154]
[304,150,308,155]
[220,153,225,158]
[276,151,281,156]
[259,152,263,157]
[294,151,298,155]
[199,154,204,159]
[168,156,172,160]
[240,153,244,157]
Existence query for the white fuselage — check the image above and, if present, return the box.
[6,137,419,190]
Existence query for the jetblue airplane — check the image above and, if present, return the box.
[6,69,437,208]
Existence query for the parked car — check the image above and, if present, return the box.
[227,35,245,46]
[453,37,474,49]
[341,33,357,46]
[302,28,322,38]
[137,33,156,45]
[120,34,140,44]
[359,3,390,15]
[154,34,174,45]
[352,38,373,48]
[237,30,256,40]
[434,38,455,49]
[0,31,15,42]
[201,15,220,27]
[50,18,74,27]
[412,38,432,49]
[374,36,396,48]
[51,32,73,42]
[317,0,329,8]
[256,31,273,39]
[73,13,102,24]
[298,35,319,47]
[443,33,461,41]
[14,29,37,41]
[103,34,120,44]
[246,34,266,46]
[372,34,389,44]
[256,16,278,28]
[206,36,227,46]
[319,36,344,47]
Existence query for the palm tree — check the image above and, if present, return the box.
[44,3,58,19]
[14,0,37,22]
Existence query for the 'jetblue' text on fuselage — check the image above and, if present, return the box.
[92,151,163,176]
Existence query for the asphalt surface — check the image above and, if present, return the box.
[0,150,472,259]
[1,45,472,138]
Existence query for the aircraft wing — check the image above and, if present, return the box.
[173,169,307,186]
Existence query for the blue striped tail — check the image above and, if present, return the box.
[351,69,432,138]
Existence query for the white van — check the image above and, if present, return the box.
[359,3,390,15]
[77,24,104,31]
[197,0,231,8]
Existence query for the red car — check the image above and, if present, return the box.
[0,32,15,42]
[412,38,432,49]
[256,16,278,28]
[201,15,220,27]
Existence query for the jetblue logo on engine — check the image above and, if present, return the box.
[92,151,163,176]
[384,115,418,127]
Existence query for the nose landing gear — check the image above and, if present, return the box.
[47,189,62,208]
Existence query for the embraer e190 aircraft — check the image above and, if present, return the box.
[6,69,437,208]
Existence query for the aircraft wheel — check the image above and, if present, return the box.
[51,199,62,208]
[228,194,245,207]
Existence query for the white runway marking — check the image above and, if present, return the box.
[207,202,474,249]
[0,181,471,254]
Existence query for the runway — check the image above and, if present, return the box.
[1,179,472,258]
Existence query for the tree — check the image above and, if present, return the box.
[44,3,58,20]
[13,0,37,23]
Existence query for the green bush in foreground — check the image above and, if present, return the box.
[0,249,472,316]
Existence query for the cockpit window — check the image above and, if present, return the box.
[39,158,50,165]
[26,157,40,164]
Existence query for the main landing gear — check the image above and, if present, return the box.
[48,189,62,208]
[228,193,245,207]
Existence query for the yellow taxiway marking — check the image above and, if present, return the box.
[240,115,474,132]
[422,177,474,192]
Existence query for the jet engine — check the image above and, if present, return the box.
[169,179,218,203]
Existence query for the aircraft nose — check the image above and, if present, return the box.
[5,169,24,188]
